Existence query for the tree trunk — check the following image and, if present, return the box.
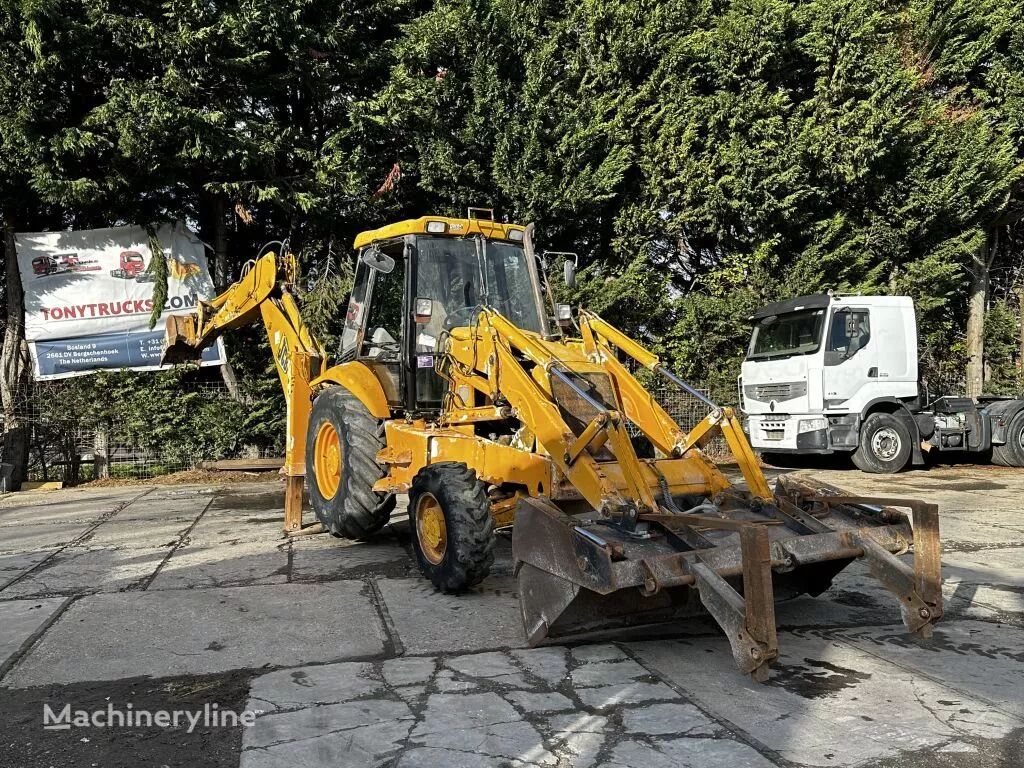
[1017,282,1024,392]
[220,356,241,400]
[1,219,31,489]
[94,427,109,480]
[213,195,228,289]
[965,232,991,397]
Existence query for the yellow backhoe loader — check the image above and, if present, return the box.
[162,213,942,680]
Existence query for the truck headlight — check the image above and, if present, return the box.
[797,418,827,434]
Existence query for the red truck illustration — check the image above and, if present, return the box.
[32,255,59,276]
[111,250,147,279]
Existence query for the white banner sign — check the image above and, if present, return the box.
[16,222,226,379]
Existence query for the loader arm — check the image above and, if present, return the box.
[578,309,772,500]
[161,250,326,530]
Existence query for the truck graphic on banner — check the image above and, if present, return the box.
[16,222,226,380]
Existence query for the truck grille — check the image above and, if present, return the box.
[744,381,807,402]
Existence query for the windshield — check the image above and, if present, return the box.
[414,236,546,335]
[747,309,825,360]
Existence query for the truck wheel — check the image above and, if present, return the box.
[408,462,495,592]
[992,410,1024,467]
[306,386,395,540]
[852,413,911,473]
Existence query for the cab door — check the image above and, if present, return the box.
[339,240,408,407]
[821,306,876,410]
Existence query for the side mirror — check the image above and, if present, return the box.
[563,257,577,289]
[360,246,395,274]
[414,297,433,324]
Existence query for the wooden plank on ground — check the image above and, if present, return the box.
[200,458,285,471]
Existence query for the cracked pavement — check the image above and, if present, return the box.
[0,465,1023,767]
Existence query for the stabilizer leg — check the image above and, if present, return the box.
[810,496,943,636]
[693,525,778,681]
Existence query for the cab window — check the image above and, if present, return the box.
[828,309,870,358]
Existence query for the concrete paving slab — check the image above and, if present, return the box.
[182,513,285,547]
[411,691,558,765]
[112,492,212,523]
[511,647,568,685]
[0,491,141,527]
[0,547,166,598]
[207,485,287,515]
[247,661,383,713]
[2,581,386,687]
[80,517,193,549]
[503,690,574,713]
[932,512,1024,550]
[376,575,526,654]
[833,620,1024,718]
[382,656,436,687]
[945,581,1024,618]
[0,522,93,554]
[604,737,778,768]
[0,597,66,670]
[240,644,778,768]
[0,551,56,588]
[290,537,410,581]
[619,701,720,736]
[241,700,413,768]
[942,548,1024,588]
[544,713,607,768]
[629,627,1023,766]
[147,540,289,590]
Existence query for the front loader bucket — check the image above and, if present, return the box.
[160,313,204,366]
[512,477,942,682]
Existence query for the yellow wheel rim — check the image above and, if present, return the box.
[314,421,342,500]
[415,493,447,565]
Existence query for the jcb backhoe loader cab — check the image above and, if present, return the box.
[162,214,942,681]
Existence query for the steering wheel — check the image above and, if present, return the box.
[444,305,482,331]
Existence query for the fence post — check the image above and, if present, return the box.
[94,428,110,480]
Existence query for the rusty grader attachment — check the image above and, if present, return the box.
[513,475,942,681]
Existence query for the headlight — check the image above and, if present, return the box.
[797,418,827,434]
[425,220,447,233]
[507,228,524,241]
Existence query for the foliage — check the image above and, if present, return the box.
[2,0,1024,481]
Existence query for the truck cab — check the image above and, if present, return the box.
[741,294,918,460]
[741,293,1024,472]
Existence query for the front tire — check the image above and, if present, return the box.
[305,386,395,539]
[852,412,911,474]
[408,462,495,592]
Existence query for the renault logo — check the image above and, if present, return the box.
[769,400,777,412]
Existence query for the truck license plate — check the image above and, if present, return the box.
[763,430,784,441]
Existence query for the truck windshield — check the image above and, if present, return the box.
[747,309,825,360]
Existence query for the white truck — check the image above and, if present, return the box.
[739,293,1024,473]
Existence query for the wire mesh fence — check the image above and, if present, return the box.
[3,374,726,487]
[6,379,283,484]
[645,384,729,458]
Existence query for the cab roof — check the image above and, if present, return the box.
[353,216,526,249]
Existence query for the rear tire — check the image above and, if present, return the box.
[852,412,911,473]
[305,386,395,540]
[992,410,1024,467]
[408,462,495,592]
